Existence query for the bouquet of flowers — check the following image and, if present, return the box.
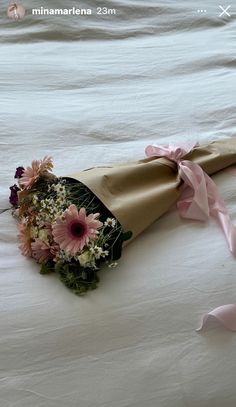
[9,157,132,294]
[9,138,236,295]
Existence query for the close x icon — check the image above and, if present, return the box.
[218,5,231,16]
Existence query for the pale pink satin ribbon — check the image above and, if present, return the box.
[196,304,236,332]
[145,143,236,331]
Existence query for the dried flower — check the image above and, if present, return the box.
[14,166,25,179]
[9,184,20,207]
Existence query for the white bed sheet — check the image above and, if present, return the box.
[1,1,236,406]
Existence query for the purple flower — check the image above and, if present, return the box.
[14,166,25,179]
[9,184,20,207]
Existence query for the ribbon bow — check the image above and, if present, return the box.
[145,143,236,256]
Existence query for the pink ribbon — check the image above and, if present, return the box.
[145,143,236,331]
[145,143,236,256]
[197,304,236,332]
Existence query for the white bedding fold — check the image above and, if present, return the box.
[1,1,236,405]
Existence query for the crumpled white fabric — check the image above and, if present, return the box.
[1,0,236,406]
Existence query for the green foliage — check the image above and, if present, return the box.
[55,261,99,295]
[40,262,55,275]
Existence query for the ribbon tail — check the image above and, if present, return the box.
[197,304,236,332]
[177,161,210,221]
[215,210,236,255]
[205,173,236,256]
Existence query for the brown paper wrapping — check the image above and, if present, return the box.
[68,139,236,242]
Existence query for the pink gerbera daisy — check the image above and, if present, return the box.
[19,156,53,190]
[17,223,32,257]
[52,204,103,256]
[31,239,58,264]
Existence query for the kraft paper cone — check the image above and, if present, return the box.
[68,139,236,242]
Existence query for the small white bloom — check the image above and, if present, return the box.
[89,245,103,259]
[101,250,109,258]
[56,196,65,206]
[104,218,116,228]
[35,215,41,225]
[32,194,38,205]
[59,250,72,262]
[54,183,66,196]
[108,262,118,268]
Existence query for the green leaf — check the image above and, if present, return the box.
[112,239,123,260]
[55,261,63,274]
[40,262,55,275]
[122,230,133,242]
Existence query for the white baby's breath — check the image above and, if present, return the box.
[89,245,103,259]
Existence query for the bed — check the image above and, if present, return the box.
[1,1,236,406]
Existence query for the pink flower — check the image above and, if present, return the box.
[19,156,53,190]
[17,223,32,257]
[52,204,103,256]
[31,239,58,264]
